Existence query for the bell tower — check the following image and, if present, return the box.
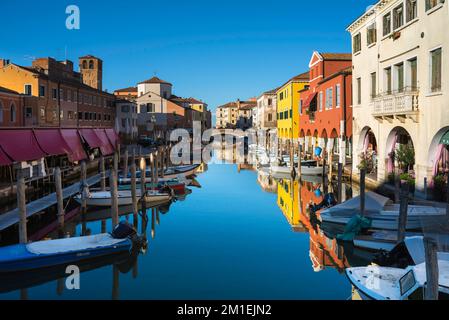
[79,55,103,90]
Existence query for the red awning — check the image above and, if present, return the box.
[105,128,119,148]
[303,92,317,109]
[60,129,87,162]
[34,129,72,157]
[0,146,12,166]
[0,129,46,162]
[79,128,103,150]
[94,129,114,155]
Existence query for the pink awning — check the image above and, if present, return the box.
[105,128,119,148]
[0,146,12,166]
[0,129,46,162]
[34,129,72,157]
[94,129,114,155]
[303,92,317,109]
[60,129,87,162]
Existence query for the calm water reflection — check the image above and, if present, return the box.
[0,160,361,300]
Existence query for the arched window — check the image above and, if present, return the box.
[10,103,16,123]
[0,101,3,123]
[82,60,87,69]
[89,60,94,69]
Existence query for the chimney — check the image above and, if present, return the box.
[0,59,11,68]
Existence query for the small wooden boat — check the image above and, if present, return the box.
[118,164,199,184]
[353,231,421,252]
[319,192,446,230]
[346,259,449,300]
[0,224,137,273]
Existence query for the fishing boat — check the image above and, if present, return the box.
[0,222,140,273]
[118,164,199,184]
[319,192,446,230]
[346,260,449,300]
[354,231,421,252]
[75,187,173,207]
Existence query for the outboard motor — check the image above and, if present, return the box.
[112,221,147,250]
[111,221,137,239]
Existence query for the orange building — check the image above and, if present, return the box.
[114,86,138,101]
[299,52,352,165]
[0,86,23,127]
[0,56,115,128]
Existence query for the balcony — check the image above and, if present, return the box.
[371,87,419,123]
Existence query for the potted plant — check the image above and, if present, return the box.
[433,174,446,201]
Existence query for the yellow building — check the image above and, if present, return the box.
[276,178,306,232]
[187,97,208,131]
[276,72,309,141]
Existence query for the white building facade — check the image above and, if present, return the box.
[348,0,449,191]
[256,89,277,130]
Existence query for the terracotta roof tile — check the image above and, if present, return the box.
[320,53,352,61]
[138,76,172,86]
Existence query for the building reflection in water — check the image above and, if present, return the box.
[275,175,356,273]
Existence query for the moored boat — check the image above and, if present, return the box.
[0,222,141,273]
[346,259,449,300]
[118,164,199,184]
[319,192,446,231]
[143,190,172,203]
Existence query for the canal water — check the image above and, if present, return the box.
[0,160,357,300]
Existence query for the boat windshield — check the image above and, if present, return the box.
[400,270,417,297]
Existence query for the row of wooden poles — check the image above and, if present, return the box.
[16,145,172,244]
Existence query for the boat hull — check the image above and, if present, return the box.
[0,237,132,273]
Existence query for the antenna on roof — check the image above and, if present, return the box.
[64,46,68,61]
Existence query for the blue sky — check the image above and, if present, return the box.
[1,0,374,114]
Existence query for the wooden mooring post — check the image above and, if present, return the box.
[123,149,129,178]
[113,152,119,174]
[140,157,147,215]
[17,171,27,244]
[55,167,65,230]
[297,144,302,178]
[290,142,295,178]
[397,182,409,243]
[131,163,138,219]
[154,150,159,184]
[337,163,343,204]
[81,161,87,213]
[360,168,366,216]
[100,155,106,191]
[110,169,119,228]
[424,237,439,300]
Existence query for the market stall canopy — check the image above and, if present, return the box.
[93,129,114,155]
[0,129,46,162]
[34,129,72,158]
[79,128,104,151]
[0,146,12,166]
[60,129,87,162]
[105,128,119,148]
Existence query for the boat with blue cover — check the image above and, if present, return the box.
[0,222,141,273]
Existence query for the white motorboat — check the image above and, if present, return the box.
[319,192,446,230]
[75,190,136,207]
[346,260,449,300]
[75,187,173,207]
